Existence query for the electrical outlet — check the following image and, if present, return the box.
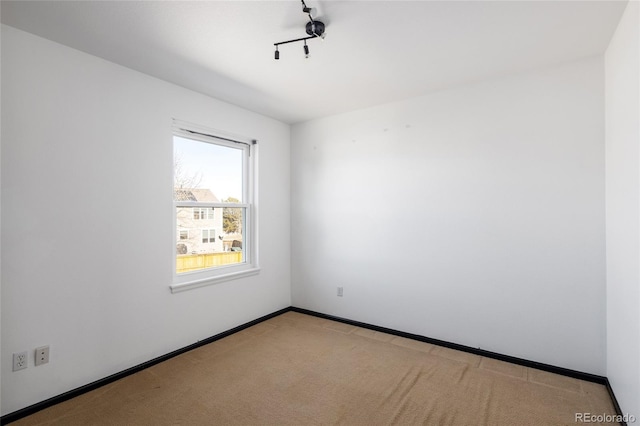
[13,351,28,371]
[35,346,50,366]
[337,286,343,297]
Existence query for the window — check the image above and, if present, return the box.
[172,121,258,293]
[202,229,216,244]
[193,207,215,220]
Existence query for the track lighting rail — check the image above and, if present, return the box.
[274,35,317,48]
[273,0,326,60]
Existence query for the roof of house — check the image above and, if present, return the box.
[174,188,219,202]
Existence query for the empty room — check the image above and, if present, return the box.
[1,0,639,424]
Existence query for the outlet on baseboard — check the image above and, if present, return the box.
[35,346,50,366]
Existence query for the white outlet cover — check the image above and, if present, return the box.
[35,346,50,366]
[13,351,28,371]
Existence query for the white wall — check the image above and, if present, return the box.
[0,6,3,411]
[0,25,290,415]
[605,1,640,420]
[291,56,606,375]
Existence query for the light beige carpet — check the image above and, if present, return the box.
[14,312,616,425]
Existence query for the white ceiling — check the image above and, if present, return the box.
[1,0,628,124]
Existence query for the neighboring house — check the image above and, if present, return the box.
[174,188,224,254]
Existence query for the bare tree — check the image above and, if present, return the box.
[174,150,203,190]
[174,150,204,254]
[223,197,242,234]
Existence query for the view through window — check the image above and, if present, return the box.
[173,133,250,276]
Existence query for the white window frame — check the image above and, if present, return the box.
[201,228,216,244]
[178,229,190,240]
[193,207,215,220]
[171,121,259,293]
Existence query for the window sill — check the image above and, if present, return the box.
[170,267,261,294]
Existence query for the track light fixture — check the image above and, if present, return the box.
[273,0,326,60]
[302,5,316,15]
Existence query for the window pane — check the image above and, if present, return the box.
[176,207,245,274]
[174,136,244,203]
[201,229,215,244]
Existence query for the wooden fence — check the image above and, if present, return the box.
[176,252,243,273]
